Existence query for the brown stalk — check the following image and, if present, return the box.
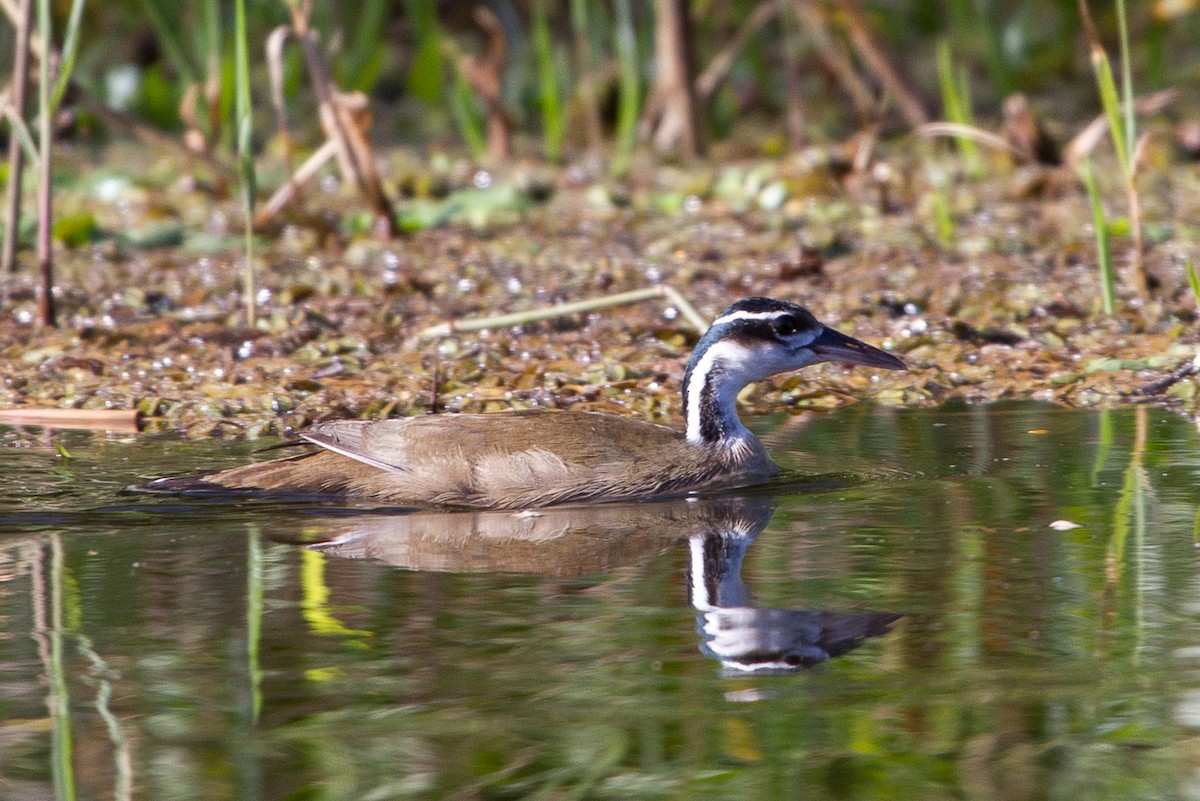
[254,139,338,227]
[833,0,930,128]
[570,2,604,155]
[282,2,398,236]
[448,6,511,160]
[791,0,875,123]
[695,0,782,103]
[1,0,33,276]
[264,24,301,217]
[643,0,704,157]
[779,4,807,148]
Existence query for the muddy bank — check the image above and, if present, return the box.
[1,142,1197,437]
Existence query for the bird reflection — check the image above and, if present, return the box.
[302,493,899,674]
[686,513,900,674]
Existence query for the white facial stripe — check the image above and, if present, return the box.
[709,309,793,327]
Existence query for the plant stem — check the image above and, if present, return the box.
[234,0,256,327]
[419,285,708,340]
[35,0,55,327]
[611,0,639,177]
[533,0,563,163]
[1082,160,1116,315]
[1,0,33,275]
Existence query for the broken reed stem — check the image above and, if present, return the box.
[35,0,54,327]
[254,139,338,227]
[0,407,141,432]
[1,0,33,275]
[418,286,709,340]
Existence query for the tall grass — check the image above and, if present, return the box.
[610,0,639,177]
[450,68,488,159]
[1082,0,1145,294]
[1186,257,1200,307]
[35,0,55,325]
[233,0,256,328]
[935,40,982,177]
[532,1,563,164]
[1081,160,1116,315]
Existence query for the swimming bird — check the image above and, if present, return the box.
[141,297,905,508]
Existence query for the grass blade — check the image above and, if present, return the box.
[611,0,639,177]
[450,67,487,159]
[49,0,86,112]
[233,0,256,327]
[533,0,563,164]
[935,40,981,176]
[1081,160,1116,315]
[1090,49,1129,179]
[136,0,199,85]
[1186,256,1200,306]
[36,0,56,326]
[1116,0,1136,159]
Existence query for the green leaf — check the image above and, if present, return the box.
[1186,257,1200,306]
[52,211,97,248]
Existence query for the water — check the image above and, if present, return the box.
[2,401,1199,800]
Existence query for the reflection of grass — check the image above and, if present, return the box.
[247,530,264,723]
[48,535,78,801]
[1106,405,1147,654]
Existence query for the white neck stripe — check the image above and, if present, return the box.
[685,338,756,445]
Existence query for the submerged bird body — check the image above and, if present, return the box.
[144,298,904,508]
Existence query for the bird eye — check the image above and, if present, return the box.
[773,316,798,337]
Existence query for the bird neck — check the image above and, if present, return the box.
[682,336,758,449]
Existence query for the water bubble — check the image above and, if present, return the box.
[473,170,493,189]
[505,276,522,294]
[903,302,920,315]
[683,195,702,214]
[255,288,272,306]
[457,277,477,294]
[237,341,255,360]
[663,306,679,321]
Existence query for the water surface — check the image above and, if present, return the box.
[2,401,1199,800]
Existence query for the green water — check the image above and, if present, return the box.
[2,402,1199,800]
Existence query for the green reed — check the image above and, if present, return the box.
[1081,160,1116,315]
[234,0,256,327]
